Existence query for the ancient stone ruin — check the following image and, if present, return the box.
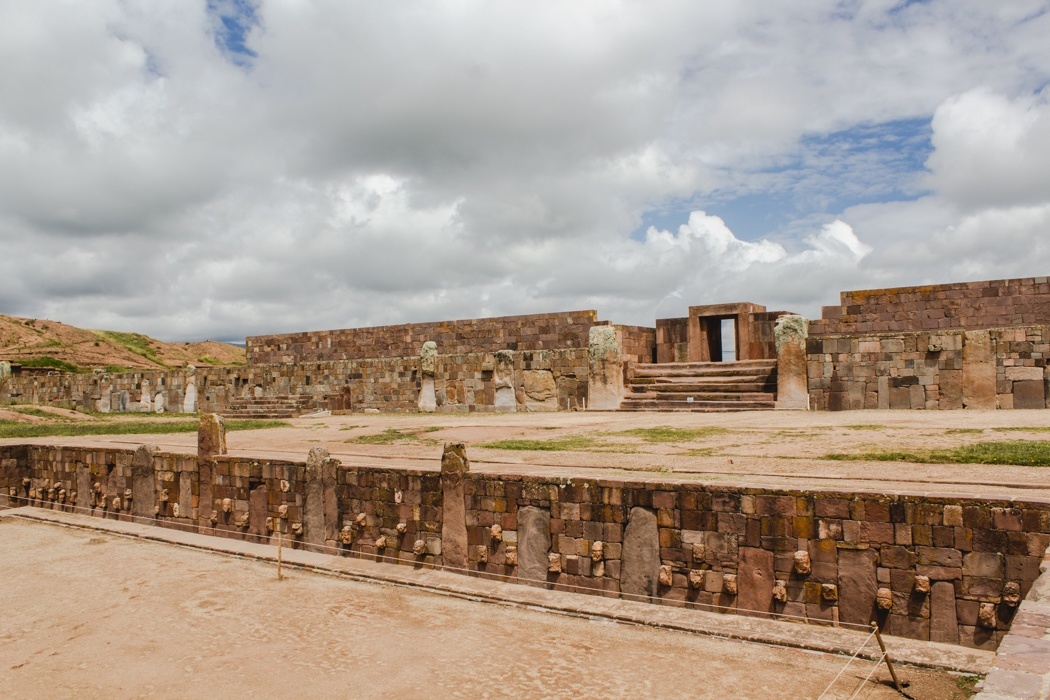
[3,275,1050,415]
[2,414,1048,653]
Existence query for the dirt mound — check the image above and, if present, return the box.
[0,314,245,372]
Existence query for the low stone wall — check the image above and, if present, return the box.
[246,310,599,365]
[807,326,1050,411]
[4,439,1048,650]
[0,348,590,414]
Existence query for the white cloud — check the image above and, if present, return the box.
[0,2,1049,341]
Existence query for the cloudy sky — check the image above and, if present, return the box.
[2,1,1049,342]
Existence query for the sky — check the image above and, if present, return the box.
[1,1,1050,343]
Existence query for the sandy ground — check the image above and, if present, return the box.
[0,518,975,699]
[8,409,1050,500]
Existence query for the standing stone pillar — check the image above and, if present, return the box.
[139,379,152,412]
[493,350,516,412]
[962,330,997,409]
[182,365,198,413]
[620,507,660,599]
[197,413,227,529]
[774,314,810,410]
[417,342,438,413]
[587,326,623,410]
[304,446,340,551]
[131,445,157,520]
[440,443,470,569]
[516,506,551,585]
[0,361,10,402]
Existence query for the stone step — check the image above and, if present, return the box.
[624,391,776,402]
[627,380,774,393]
[619,398,775,411]
[632,365,777,380]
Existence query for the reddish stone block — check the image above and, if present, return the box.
[860,521,894,544]
[992,507,1023,531]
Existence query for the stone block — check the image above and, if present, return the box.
[620,507,660,599]
[1013,380,1047,409]
[962,330,996,409]
[837,549,877,626]
[962,551,1003,578]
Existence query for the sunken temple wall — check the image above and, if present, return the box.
[3,440,1048,650]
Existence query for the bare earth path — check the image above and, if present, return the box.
[0,518,973,699]
[8,409,1050,500]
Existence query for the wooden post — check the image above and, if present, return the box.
[277,528,284,581]
[872,622,904,693]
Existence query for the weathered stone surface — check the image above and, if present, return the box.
[620,507,660,600]
[516,506,551,583]
[441,443,470,568]
[876,587,893,610]
[962,330,996,409]
[418,342,438,412]
[197,413,226,528]
[587,326,623,410]
[522,370,558,411]
[978,602,997,628]
[837,549,877,626]
[738,547,775,614]
[304,446,340,550]
[774,315,809,410]
[76,464,91,511]
[247,484,268,541]
[182,366,197,413]
[493,350,516,412]
[1013,380,1046,409]
[1005,366,1044,382]
[130,445,156,519]
[793,550,811,575]
[929,581,959,644]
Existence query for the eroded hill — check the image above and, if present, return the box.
[0,314,245,372]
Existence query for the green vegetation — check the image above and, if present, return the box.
[955,675,982,694]
[0,418,288,439]
[945,428,983,434]
[10,406,56,418]
[845,424,886,430]
[480,436,598,451]
[345,428,437,445]
[97,330,168,367]
[825,440,1050,466]
[19,356,80,373]
[613,426,729,443]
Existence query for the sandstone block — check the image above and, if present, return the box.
[517,506,551,583]
[620,507,660,599]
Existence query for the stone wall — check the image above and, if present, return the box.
[4,441,1048,650]
[609,324,656,364]
[807,326,1050,411]
[0,349,590,414]
[811,277,1050,337]
[246,310,599,365]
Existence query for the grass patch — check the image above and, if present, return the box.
[845,424,886,430]
[10,406,58,418]
[994,426,1050,433]
[480,436,598,451]
[0,418,287,439]
[19,356,80,373]
[613,426,729,443]
[346,428,431,445]
[825,440,1050,466]
[945,428,983,434]
[98,330,168,367]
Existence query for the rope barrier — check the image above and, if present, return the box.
[0,494,878,631]
[816,628,877,700]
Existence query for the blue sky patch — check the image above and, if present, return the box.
[634,117,933,242]
[208,0,259,67]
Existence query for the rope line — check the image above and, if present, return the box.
[816,628,877,700]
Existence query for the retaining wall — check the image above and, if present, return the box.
[807,326,1050,411]
[0,348,590,414]
[246,310,599,365]
[3,442,1048,650]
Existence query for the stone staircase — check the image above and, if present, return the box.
[221,395,315,419]
[620,360,777,412]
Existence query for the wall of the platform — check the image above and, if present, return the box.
[0,348,590,414]
[4,442,1048,650]
[807,326,1050,410]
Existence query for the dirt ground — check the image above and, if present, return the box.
[0,518,976,699]
[9,408,1050,500]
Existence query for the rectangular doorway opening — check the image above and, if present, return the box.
[720,318,737,362]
